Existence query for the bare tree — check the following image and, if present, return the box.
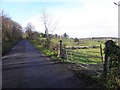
[25,23,35,40]
[41,10,58,48]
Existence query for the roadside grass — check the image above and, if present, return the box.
[31,40,61,60]
[31,40,53,56]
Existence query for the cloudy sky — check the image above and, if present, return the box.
[1,0,119,38]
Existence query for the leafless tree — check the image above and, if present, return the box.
[25,23,35,40]
[41,10,58,48]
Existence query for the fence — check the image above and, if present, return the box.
[65,45,103,63]
[61,44,104,64]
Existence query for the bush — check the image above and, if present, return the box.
[74,38,79,42]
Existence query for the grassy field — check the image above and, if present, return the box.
[51,37,106,46]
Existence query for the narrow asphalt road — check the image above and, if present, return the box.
[2,40,98,88]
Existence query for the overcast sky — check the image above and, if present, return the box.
[1,0,119,38]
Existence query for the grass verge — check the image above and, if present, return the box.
[30,40,61,61]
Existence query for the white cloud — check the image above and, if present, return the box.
[21,0,118,38]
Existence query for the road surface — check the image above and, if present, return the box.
[2,40,100,88]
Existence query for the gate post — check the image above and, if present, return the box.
[59,40,62,58]
[100,44,103,63]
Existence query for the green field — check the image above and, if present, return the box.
[51,37,106,46]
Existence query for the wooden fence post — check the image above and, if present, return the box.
[59,40,62,58]
[85,48,88,62]
[100,44,103,63]
[103,55,107,78]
